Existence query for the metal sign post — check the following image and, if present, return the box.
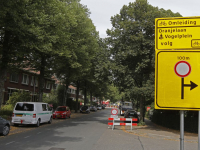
[198,111,200,150]
[180,110,184,150]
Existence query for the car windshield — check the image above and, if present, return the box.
[129,112,137,117]
[56,107,66,111]
[15,103,34,111]
[124,103,132,106]
[82,106,88,110]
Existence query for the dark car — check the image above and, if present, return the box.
[80,106,90,113]
[0,116,10,136]
[89,105,97,111]
[101,105,105,109]
[124,110,139,123]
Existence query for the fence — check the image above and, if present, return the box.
[108,117,138,130]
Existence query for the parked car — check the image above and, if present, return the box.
[124,109,139,123]
[53,106,71,119]
[89,105,97,111]
[80,106,90,113]
[97,105,102,110]
[12,102,53,127]
[0,116,10,136]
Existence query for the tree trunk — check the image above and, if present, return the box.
[0,30,10,109]
[90,91,92,106]
[38,54,46,102]
[0,69,6,108]
[84,80,87,106]
[64,81,69,106]
[140,96,144,122]
[75,81,80,113]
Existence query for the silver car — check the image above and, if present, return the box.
[97,105,102,110]
[0,116,10,136]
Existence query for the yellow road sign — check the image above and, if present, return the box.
[155,17,200,50]
[155,51,200,110]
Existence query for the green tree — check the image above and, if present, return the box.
[7,90,31,108]
[0,0,78,107]
[107,0,181,122]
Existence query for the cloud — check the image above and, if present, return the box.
[80,0,200,38]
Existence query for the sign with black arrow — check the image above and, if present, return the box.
[181,79,198,99]
[155,51,200,110]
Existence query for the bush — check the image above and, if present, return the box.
[1,90,31,119]
[7,90,31,107]
[151,110,199,133]
[0,105,13,120]
[151,110,180,130]
[138,121,146,126]
[66,98,80,110]
[43,90,59,110]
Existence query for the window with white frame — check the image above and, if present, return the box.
[46,81,51,89]
[22,74,29,85]
[67,88,72,93]
[10,73,19,83]
[72,89,75,94]
[31,76,38,87]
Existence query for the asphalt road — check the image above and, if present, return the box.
[0,108,198,150]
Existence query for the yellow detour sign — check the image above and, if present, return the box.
[155,50,200,110]
[155,17,200,50]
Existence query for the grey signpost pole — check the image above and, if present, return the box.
[198,111,200,150]
[180,110,184,150]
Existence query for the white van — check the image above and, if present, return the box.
[12,102,53,127]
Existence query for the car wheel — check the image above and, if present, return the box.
[2,125,10,136]
[48,117,52,124]
[36,119,40,127]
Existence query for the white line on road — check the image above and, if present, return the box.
[24,136,30,138]
[37,132,41,134]
[5,141,15,145]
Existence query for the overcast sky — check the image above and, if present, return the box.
[80,0,200,38]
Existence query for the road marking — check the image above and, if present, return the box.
[24,136,30,138]
[5,141,15,145]
[37,132,41,134]
[148,133,172,138]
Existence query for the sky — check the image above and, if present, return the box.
[80,0,200,38]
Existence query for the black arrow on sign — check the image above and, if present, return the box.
[181,78,198,99]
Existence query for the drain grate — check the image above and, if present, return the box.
[49,148,65,150]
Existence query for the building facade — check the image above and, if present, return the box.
[3,69,55,104]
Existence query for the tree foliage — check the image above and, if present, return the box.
[0,0,101,108]
[107,0,182,121]
[7,90,31,108]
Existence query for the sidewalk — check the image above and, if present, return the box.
[123,119,198,143]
